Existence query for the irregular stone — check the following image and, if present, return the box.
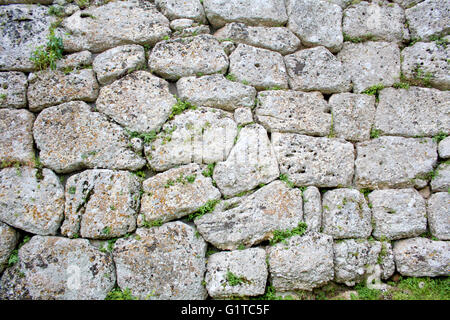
[61,1,171,52]
[392,0,425,8]
[92,45,146,85]
[56,51,93,70]
[285,46,351,94]
[329,93,376,141]
[234,107,253,126]
[0,236,116,300]
[333,239,395,286]
[96,71,176,133]
[214,23,301,55]
[228,44,288,90]
[405,0,450,41]
[338,42,401,93]
[368,189,427,240]
[172,24,211,38]
[155,0,206,23]
[401,42,450,90]
[355,136,437,189]
[176,75,257,111]
[33,101,146,173]
[195,181,303,250]
[145,107,237,172]
[431,162,450,192]
[255,90,331,136]
[213,124,280,197]
[302,186,322,233]
[393,237,450,277]
[205,248,268,298]
[438,136,450,159]
[221,41,236,55]
[0,167,64,235]
[0,5,56,71]
[138,163,221,225]
[113,222,207,300]
[61,170,141,239]
[286,0,343,53]
[170,18,195,30]
[0,109,35,166]
[322,188,372,239]
[428,192,450,241]
[149,35,229,81]
[267,232,334,291]
[27,69,99,112]
[0,222,19,273]
[203,0,288,28]
[272,133,355,188]
[0,72,27,109]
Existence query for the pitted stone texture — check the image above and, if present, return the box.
[205,248,268,298]
[393,237,450,277]
[195,181,303,250]
[27,70,99,112]
[61,170,141,239]
[255,90,331,136]
[55,51,93,70]
[284,46,351,94]
[343,1,407,43]
[303,186,322,232]
[438,137,450,159]
[392,0,425,8]
[234,108,253,126]
[155,0,206,23]
[149,35,229,81]
[427,192,450,240]
[322,188,372,239]
[113,222,207,300]
[286,0,343,53]
[172,24,211,38]
[33,101,146,173]
[431,162,450,192]
[96,71,176,133]
[170,18,196,30]
[0,5,56,71]
[0,72,27,109]
[203,0,288,28]
[333,239,395,286]
[0,109,35,166]
[214,23,301,55]
[0,167,64,235]
[267,232,334,291]
[338,42,401,93]
[401,42,450,90]
[228,44,289,90]
[61,1,171,52]
[0,222,19,273]
[355,136,437,189]
[138,163,221,225]
[92,45,146,85]
[176,75,257,111]
[272,133,355,188]
[368,189,427,241]
[213,124,280,197]
[405,0,450,41]
[0,236,116,300]
[329,93,376,142]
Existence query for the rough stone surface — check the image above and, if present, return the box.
[322,188,372,239]
[368,189,427,240]
[176,75,257,111]
[0,222,19,273]
[272,133,355,188]
[92,45,146,85]
[113,222,208,300]
[155,0,206,23]
[0,236,116,300]
[234,108,253,126]
[302,186,322,232]
[33,101,146,173]
[205,248,268,298]
[438,137,450,159]
[355,136,437,189]
[255,90,331,136]
[195,181,303,250]
[139,163,221,225]
[405,0,450,41]
[228,44,288,90]
[0,72,27,109]
[392,0,425,8]
[267,232,334,291]
[213,124,280,197]
[56,51,93,70]
[149,35,229,80]
[96,71,176,133]
[393,237,450,277]
[427,192,450,240]
[431,162,450,192]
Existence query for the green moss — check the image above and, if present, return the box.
[105,287,137,300]
[433,131,448,144]
[361,84,384,102]
[269,222,308,246]
[186,199,221,221]
[390,277,450,300]
[225,270,250,287]
[279,173,295,188]
[202,163,216,178]
[169,97,197,119]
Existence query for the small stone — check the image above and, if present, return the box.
[286,47,351,94]
[438,136,450,159]
[56,51,93,70]
[431,162,450,192]
[418,186,431,199]
[267,232,334,291]
[392,0,425,8]
[205,248,268,298]
[302,186,322,233]
[155,0,206,23]
[405,0,450,41]
[234,108,253,126]
[0,222,19,273]
[170,18,195,30]
[0,167,64,235]
[172,25,211,38]
[113,222,207,300]
[368,189,427,240]
[0,72,27,109]
[427,192,450,240]
[221,41,236,55]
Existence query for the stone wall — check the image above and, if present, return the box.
[0,0,449,300]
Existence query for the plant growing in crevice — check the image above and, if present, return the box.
[269,222,308,246]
